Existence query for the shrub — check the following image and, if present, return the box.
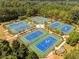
[0,39,39,59]
[67,32,79,46]
[70,6,79,24]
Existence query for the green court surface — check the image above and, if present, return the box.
[49,21,75,34]
[50,21,63,29]
[5,21,32,34]
[59,24,75,34]
[28,33,62,57]
[30,17,49,23]
[19,29,48,46]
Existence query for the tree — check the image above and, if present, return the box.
[0,39,39,59]
[11,40,29,59]
[67,32,79,46]
[1,55,17,59]
[70,6,79,24]
[0,40,12,58]
[27,52,39,59]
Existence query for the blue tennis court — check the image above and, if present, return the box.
[9,21,24,27]
[5,21,31,33]
[14,24,30,31]
[50,22,62,28]
[28,33,62,57]
[60,25,74,34]
[24,30,45,42]
[36,36,57,52]
[8,21,26,28]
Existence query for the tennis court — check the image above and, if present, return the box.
[6,21,26,28]
[19,29,47,46]
[50,22,62,28]
[5,21,31,33]
[28,34,62,57]
[59,24,74,34]
[36,36,57,52]
[49,21,74,34]
[31,17,49,23]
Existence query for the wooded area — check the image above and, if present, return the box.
[0,0,79,59]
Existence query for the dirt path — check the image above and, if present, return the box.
[40,51,64,59]
[0,25,16,41]
[40,55,63,59]
[0,26,6,39]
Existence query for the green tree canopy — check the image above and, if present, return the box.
[0,39,39,59]
[67,32,79,46]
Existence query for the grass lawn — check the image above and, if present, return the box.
[64,43,75,53]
